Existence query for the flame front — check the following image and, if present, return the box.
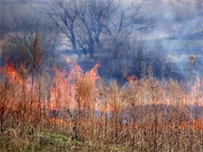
[1,59,203,131]
[0,62,23,84]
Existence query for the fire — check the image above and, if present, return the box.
[1,58,203,132]
[122,68,136,84]
[47,69,71,110]
[177,119,203,130]
[189,78,203,106]
[126,75,136,84]
[45,61,100,112]
[65,57,71,64]
[190,119,203,130]
[0,62,22,84]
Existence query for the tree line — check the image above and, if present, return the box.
[0,0,187,80]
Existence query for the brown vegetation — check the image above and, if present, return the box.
[0,103,5,132]
[1,1,203,151]
[0,55,203,151]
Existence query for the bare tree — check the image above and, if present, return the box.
[45,0,152,55]
[45,0,78,51]
[73,0,114,56]
[104,1,151,56]
[96,1,153,78]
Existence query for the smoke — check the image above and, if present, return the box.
[1,0,203,80]
[138,0,203,77]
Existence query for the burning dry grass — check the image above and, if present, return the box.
[0,61,203,151]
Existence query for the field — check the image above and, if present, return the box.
[1,0,203,151]
[0,58,203,152]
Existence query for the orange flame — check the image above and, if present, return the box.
[45,62,100,112]
[1,59,203,132]
[122,68,136,84]
[65,57,71,64]
[0,62,23,84]
[126,75,136,84]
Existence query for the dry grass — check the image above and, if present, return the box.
[0,60,203,152]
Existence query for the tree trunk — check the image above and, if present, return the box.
[71,30,77,51]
